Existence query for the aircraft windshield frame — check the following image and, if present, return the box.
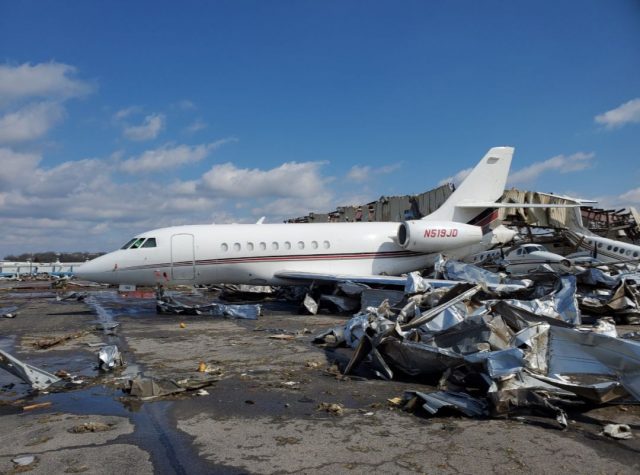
[121,237,157,250]
[120,238,138,250]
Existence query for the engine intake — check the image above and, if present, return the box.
[398,220,482,253]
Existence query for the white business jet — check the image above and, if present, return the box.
[564,229,640,264]
[76,147,526,287]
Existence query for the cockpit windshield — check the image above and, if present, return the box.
[120,237,157,250]
[130,238,146,249]
[523,245,544,254]
[120,238,137,249]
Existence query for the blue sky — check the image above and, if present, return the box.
[0,1,639,256]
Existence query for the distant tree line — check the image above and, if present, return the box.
[2,252,105,262]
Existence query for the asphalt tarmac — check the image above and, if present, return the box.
[1,282,639,474]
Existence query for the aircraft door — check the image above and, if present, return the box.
[171,233,195,280]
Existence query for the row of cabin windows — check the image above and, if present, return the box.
[594,240,639,257]
[220,240,331,253]
[121,237,157,249]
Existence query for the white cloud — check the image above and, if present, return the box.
[202,161,329,198]
[0,141,340,256]
[0,147,42,186]
[250,194,336,220]
[346,162,402,183]
[618,188,640,204]
[0,62,93,104]
[0,102,65,144]
[123,113,165,141]
[175,99,196,110]
[595,98,640,129]
[27,158,109,197]
[438,167,472,187]
[346,165,370,182]
[184,119,207,134]
[508,152,595,185]
[113,106,142,121]
[120,139,234,173]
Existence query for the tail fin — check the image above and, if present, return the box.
[423,146,514,223]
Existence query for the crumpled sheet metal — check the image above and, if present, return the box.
[404,390,489,417]
[547,326,640,400]
[377,339,465,376]
[404,271,431,294]
[344,312,395,349]
[303,294,318,315]
[98,345,124,371]
[157,296,260,319]
[434,256,532,293]
[0,348,61,390]
[319,294,360,312]
[314,250,640,425]
[464,347,525,379]
[579,279,640,323]
[360,289,405,312]
[424,314,512,355]
[400,284,481,331]
[495,276,580,325]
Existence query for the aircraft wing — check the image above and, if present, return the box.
[274,270,460,288]
[274,270,530,292]
[457,201,582,208]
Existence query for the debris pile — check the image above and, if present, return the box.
[156,294,261,320]
[315,258,640,427]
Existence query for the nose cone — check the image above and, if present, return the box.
[75,254,118,283]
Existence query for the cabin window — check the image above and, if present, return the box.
[284,241,291,250]
[141,238,157,248]
[247,242,254,251]
[259,242,266,251]
[598,243,603,248]
[233,242,241,251]
[619,248,625,254]
[607,245,612,251]
[323,240,330,249]
[272,242,279,251]
[311,241,318,249]
[121,238,137,250]
[130,238,146,249]
[517,249,522,255]
[221,243,229,252]
[298,241,305,249]
[613,247,619,253]
[626,250,632,256]
[634,252,639,258]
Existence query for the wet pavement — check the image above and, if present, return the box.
[1,282,639,474]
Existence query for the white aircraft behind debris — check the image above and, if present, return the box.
[565,230,640,264]
[77,146,562,287]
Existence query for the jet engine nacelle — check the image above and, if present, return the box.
[397,220,483,253]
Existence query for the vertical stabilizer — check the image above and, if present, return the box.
[423,146,514,223]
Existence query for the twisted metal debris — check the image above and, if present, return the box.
[315,258,640,428]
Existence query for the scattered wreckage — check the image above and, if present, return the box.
[314,257,640,428]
